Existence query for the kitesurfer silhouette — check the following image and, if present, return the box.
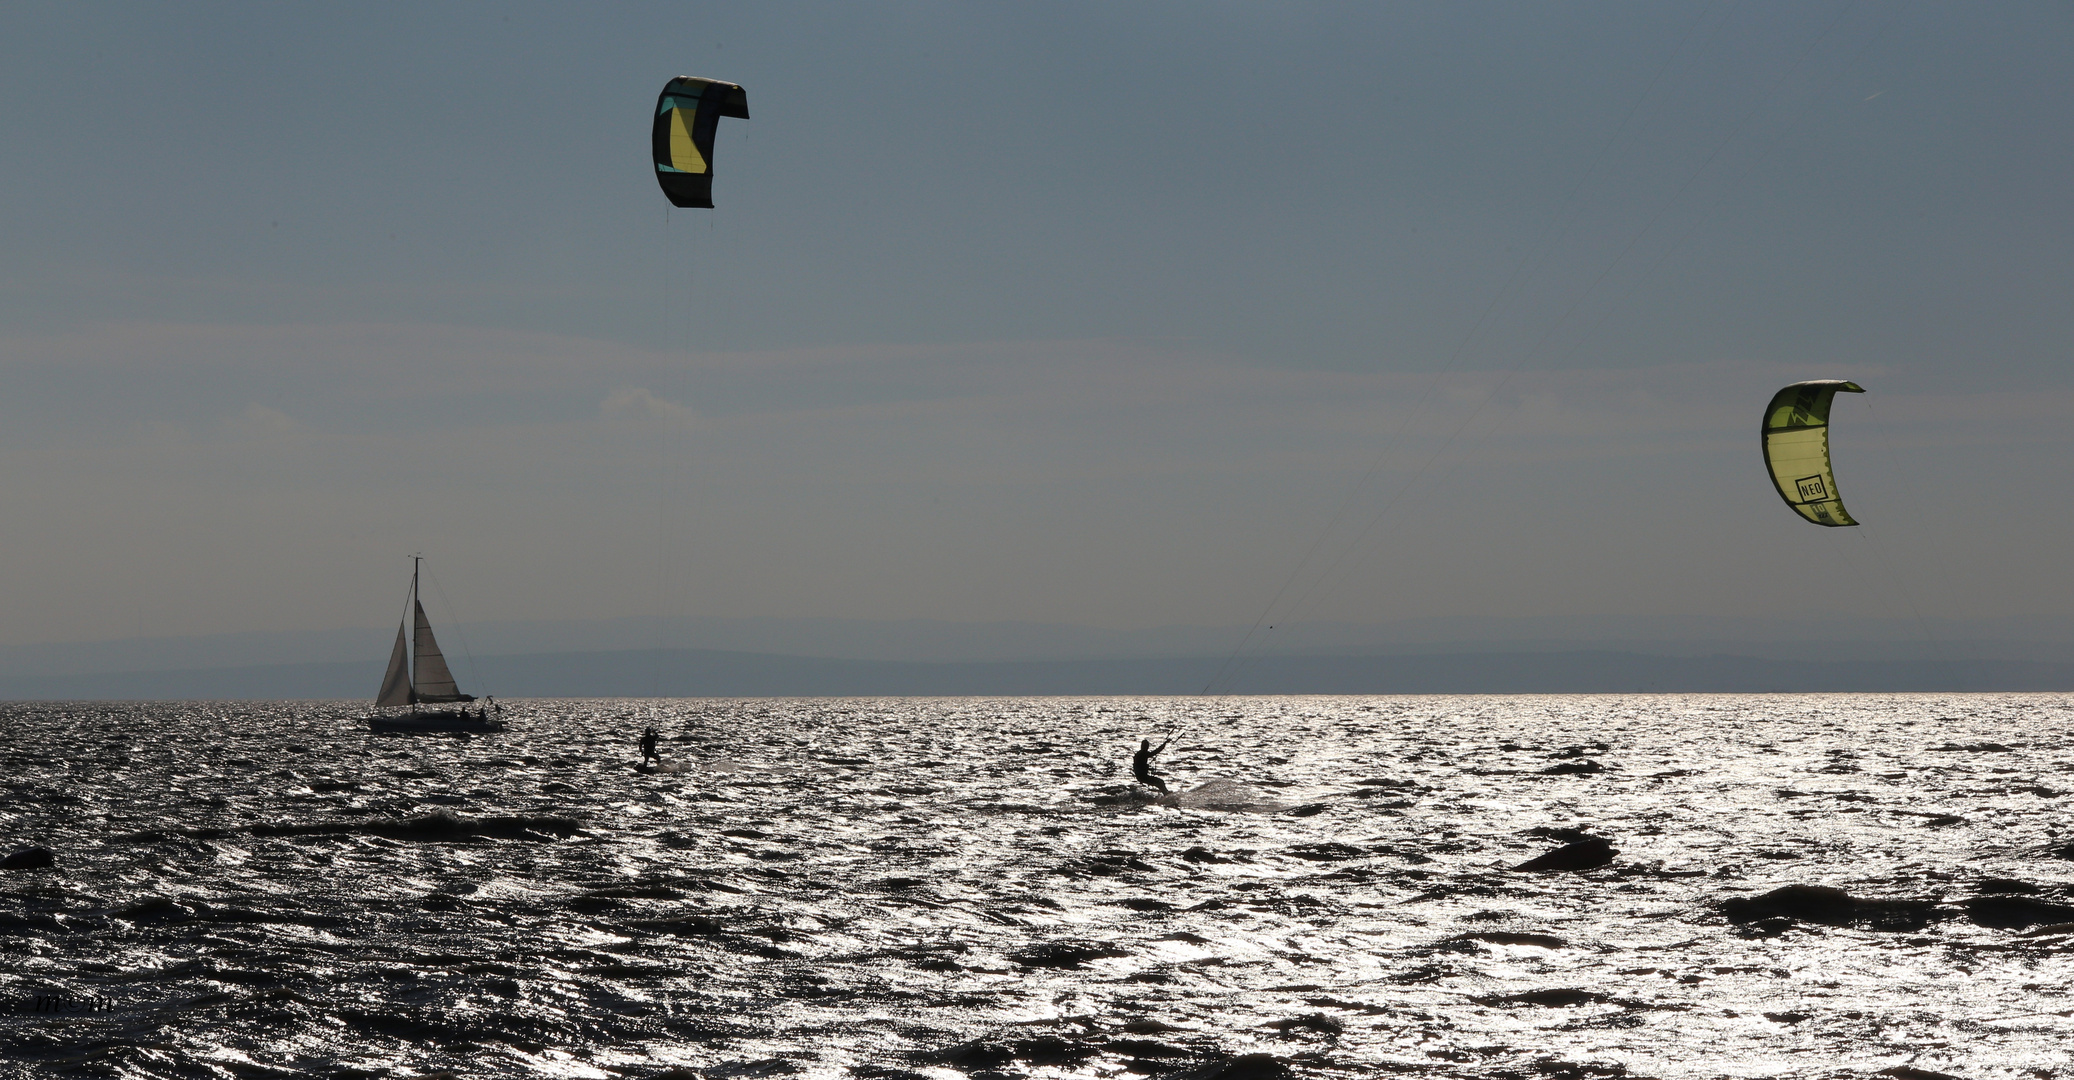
[640,726,661,765]
[1133,737,1172,794]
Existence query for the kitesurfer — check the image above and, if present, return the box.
[640,726,661,765]
[1133,737,1172,794]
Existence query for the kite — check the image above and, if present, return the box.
[653,76,749,208]
[1761,380,1865,526]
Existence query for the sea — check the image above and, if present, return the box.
[2,694,2070,1080]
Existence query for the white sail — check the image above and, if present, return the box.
[411,599,468,702]
[375,621,412,706]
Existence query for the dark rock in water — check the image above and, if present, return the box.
[247,811,580,843]
[626,915,724,936]
[1405,881,1511,904]
[1721,884,1940,931]
[697,1061,800,1078]
[1109,1037,1195,1067]
[1007,941,1131,969]
[117,896,195,923]
[1534,1062,1627,1080]
[583,883,685,900]
[1286,803,1328,817]
[1541,759,1604,775]
[1008,1037,1096,1067]
[1963,895,2074,929]
[1386,963,1456,984]
[1265,1012,1343,1035]
[1513,837,1617,873]
[1879,1068,1968,1080]
[1285,842,1368,862]
[1181,845,1225,864]
[1,846,55,870]
[1165,1054,1297,1080]
[1065,851,1159,876]
[1473,988,1610,1007]
[1724,885,1856,924]
[850,1068,933,1080]
[1455,931,1566,949]
[1614,863,1709,880]
[922,1038,1094,1070]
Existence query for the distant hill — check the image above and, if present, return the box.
[0,647,2067,700]
[3,613,2071,681]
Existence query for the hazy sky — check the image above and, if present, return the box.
[2,2,2071,647]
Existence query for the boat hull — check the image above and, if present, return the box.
[368,711,506,734]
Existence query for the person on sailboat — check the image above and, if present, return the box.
[640,726,661,765]
[1133,737,1172,794]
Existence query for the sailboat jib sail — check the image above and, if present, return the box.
[411,600,471,702]
[376,623,412,707]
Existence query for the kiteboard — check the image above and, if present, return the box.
[1116,779,1285,812]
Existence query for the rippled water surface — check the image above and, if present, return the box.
[4,694,2073,1079]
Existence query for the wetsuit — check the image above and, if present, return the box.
[1132,737,1171,794]
[640,729,660,763]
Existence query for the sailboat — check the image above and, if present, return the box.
[367,558,505,733]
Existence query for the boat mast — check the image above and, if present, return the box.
[411,554,421,713]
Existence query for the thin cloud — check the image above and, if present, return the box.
[601,387,694,425]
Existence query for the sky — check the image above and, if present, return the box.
[2,1,2071,652]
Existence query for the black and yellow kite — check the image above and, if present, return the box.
[1761,379,1865,527]
[652,76,749,209]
